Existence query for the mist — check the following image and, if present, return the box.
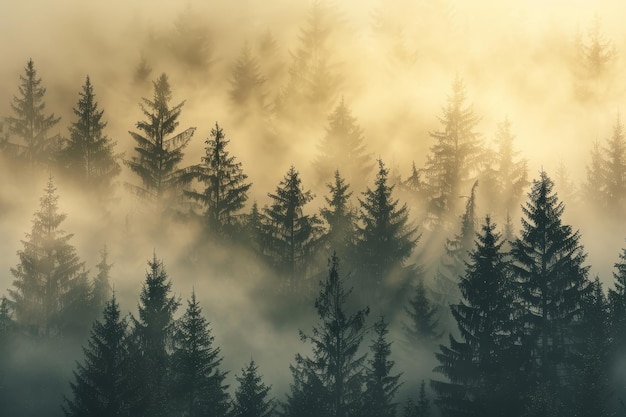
[2,0,626,416]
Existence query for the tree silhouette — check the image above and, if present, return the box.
[230,42,266,113]
[232,359,274,417]
[319,170,357,264]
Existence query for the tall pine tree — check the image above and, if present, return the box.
[232,359,274,417]
[319,170,357,264]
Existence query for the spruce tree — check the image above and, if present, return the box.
[4,59,61,166]
[355,159,418,289]
[403,277,440,343]
[433,216,519,417]
[8,176,89,337]
[187,122,251,238]
[128,254,180,417]
[232,359,274,417]
[362,316,402,417]
[603,114,626,215]
[91,246,112,314]
[171,291,230,417]
[511,171,590,410]
[60,76,121,195]
[423,77,483,221]
[404,381,431,417]
[583,140,606,211]
[285,254,369,417]
[264,165,321,288]
[125,73,196,215]
[229,42,266,112]
[314,99,373,188]
[63,294,131,417]
[319,170,357,264]
[608,247,626,411]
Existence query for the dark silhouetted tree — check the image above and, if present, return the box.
[404,380,431,417]
[187,123,251,238]
[60,76,121,196]
[608,246,626,412]
[314,99,373,188]
[423,77,483,221]
[264,166,321,289]
[4,59,61,166]
[128,255,180,417]
[356,159,418,289]
[63,294,131,417]
[233,359,274,417]
[230,42,266,113]
[8,176,89,337]
[285,254,369,417]
[319,170,357,264]
[403,277,441,343]
[362,316,402,417]
[171,291,230,417]
[433,216,519,417]
[91,245,112,314]
[511,171,590,412]
[125,73,196,215]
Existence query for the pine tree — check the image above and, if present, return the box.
[603,114,626,215]
[264,166,321,288]
[92,245,112,314]
[187,122,251,238]
[362,316,402,417]
[511,171,590,409]
[319,170,357,264]
[314,99,373,188]
[583,140,606,210]
[285,254,369,417]
[60,76,121,195]
[356,159,418,288]
[404,380,431,417]
[8,176,89,337]
[128,254,180,417]
[423,77,483,221]
[229,42,266,112]
[233,359,274,417]
[576,16,615,80]
[433,216,519,417]
[403,277,441,343]
[608,247,626,411]
[4,59,61,166]
[125,73,196,215]
[171,291,230,417]
[63,294,131,417]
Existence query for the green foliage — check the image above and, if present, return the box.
[233,360,274,417]
[319,170,357,264]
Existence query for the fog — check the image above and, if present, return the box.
[1,0,626,413]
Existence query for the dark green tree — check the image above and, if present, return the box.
[423,77,483,221]
[229,42,266,112]
[128,254,180,417]
[511,171,590,412]
[187,122,251,238]
[608,246,626,411]
[285,254,369,417]
[314,99,373,188]
[232,359,274,417]
[171,291,230,417]
[264,165,321,289]
[362,316,402,417]
[125,73,196,215]
[356,159,418,289]
[4,59,61,166]
[8,176,89,337]
[60,76,121,195]
[433,216,519,417]
[63,294,131,417]
[403,277,441,343]
[319,170,357,264]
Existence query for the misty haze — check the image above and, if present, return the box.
[1,1,626,416]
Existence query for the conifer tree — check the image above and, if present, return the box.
[229,42,266,112]
[404,381,431,417]
[314,99,373,188]
[608,247,626,411]
[63,294,131,417]
[61,76,121,195]
[171,291,230,417]
[264,166,321,288]
[603,114,626,215]
[285,254,369,417]
[187,123,251,238]
[232,359,274,417]
[583,140,606,210]
[423,77,483,220]
[0,296,13,393]
[403,277,440,343]
[125,73,196,215]
[576,16,616,80]
[92,246,112,314]
[4,59,61,166]
[511,171,590,409]
[362,316,402,417]
[319,170,357,264]
[356,159,418,289]
[8,176,89,337]
[128,255,180,417]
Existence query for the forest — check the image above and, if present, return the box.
[1,0,626,416]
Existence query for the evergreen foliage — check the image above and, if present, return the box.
[230,42,267,113]
[319,170,357,264]
[63,295,130,417]
[4,59,61,166]
[60,76,121,195]
[403,277,441,343]
[187,122,251,238]
[125,73,196,214]
[584,140,606,210]
[233,359,274,417]
[403,381,431,417]
[91,245,112,314]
